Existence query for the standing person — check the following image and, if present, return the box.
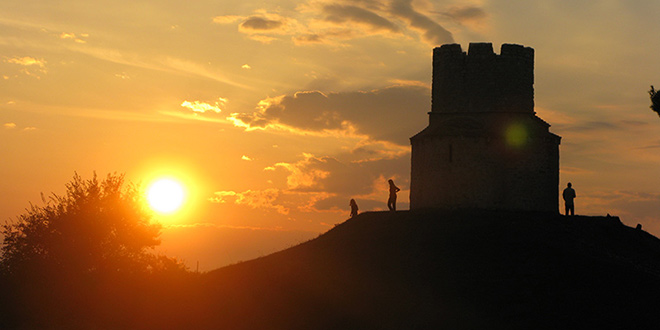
[387,179,400,211]
[562,182,576,216]
[349,199,359,218]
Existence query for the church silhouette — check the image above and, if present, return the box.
[410,43,561,212]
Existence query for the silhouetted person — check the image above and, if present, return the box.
[349,199,358,218]
[387,179,400,211]
[562,182,576,216]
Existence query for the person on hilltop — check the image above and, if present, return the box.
[387,179,400,211]
[562,182,576,216]
[349,199,359,218]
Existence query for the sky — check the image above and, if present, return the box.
[2,0,660,271]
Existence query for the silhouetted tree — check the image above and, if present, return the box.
[0,173,188,328]
[0,173,178,277]
[649,85,660,117]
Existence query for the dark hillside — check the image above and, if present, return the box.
[159,210,660,330]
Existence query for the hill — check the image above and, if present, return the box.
[7,210,660,329]
[161,210,660,330]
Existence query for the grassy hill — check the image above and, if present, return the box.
[167,210,660,330]
[6,209,660,329]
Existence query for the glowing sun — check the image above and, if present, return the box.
[146,178,186,214]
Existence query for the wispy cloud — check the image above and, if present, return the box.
[240,16,284,31]
[210,189,290,215]
[59,32,88,43]
[215,0,457,46]
[3,122,37,131]
[212,15,244,24]
[5,56,45,68]
[390,0,453,45]
[438,5,488,31]
[4,56,47,78]
[321,4,400,33]
[180,98,227,114]
[65,46,250,88]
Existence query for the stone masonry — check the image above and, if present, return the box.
[410,43,561,212]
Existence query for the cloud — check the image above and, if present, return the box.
[5,56,46,68]
[293,33,325,45]
[216,0,455,46]
[226,85,429,146]
[322,4,400,32]
[230,13,302,43]
[267,152,409,211]
[59,32,87,43]
[212,15,244,24]
[180,98,227,114]
[242,155,253,161]
[210,189,289,215]
[210,149,410,217]
[390,0,454,45]
[557,120,635,133]
[241,64,251,69]
[444,5,486,21]
[114,72,130,79]
[240,16,284,31]
[3,123,36,131]
[274,153,332,191]
[434,5,489,32]
[66,45,248,88]
[208,191,237,203]
[4,56,47,78]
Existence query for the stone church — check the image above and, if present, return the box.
[410,43,561,212]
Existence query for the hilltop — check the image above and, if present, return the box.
[7,210,660,329]
[163,210,660,330]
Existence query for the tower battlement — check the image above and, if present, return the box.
[431,43,534,115]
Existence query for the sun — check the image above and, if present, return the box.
[146,178,186,214]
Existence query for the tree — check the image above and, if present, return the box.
[1,172,180,277]
[0,173,190,328]
[649,85,660,117]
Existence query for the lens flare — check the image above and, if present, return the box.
[505,123,528,148]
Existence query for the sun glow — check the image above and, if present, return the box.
[146,178,186,214]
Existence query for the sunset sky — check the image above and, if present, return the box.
[2,0,660,271]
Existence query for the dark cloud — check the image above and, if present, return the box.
[233,85,430,145]
[323,4,400,32]
[390,0,453,45]
[240,17,283,31]
[443,6,487,22]
[294,33,324,44]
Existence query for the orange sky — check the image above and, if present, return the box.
[2,0,660,271]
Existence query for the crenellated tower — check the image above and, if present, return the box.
[410,43,561,212]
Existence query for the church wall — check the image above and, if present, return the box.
[410,134,558,212]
